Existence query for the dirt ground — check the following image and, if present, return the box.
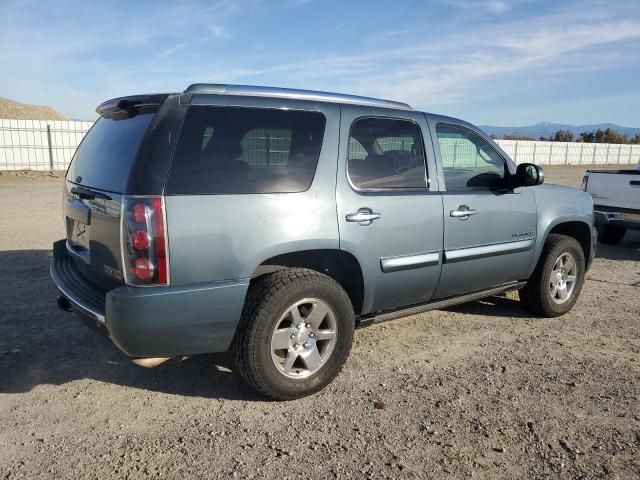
[0,165,638,479]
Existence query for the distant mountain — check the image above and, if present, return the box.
[479,122,640,140]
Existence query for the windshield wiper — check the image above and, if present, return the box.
[71,186,112,201]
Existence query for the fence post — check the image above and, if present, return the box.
[514,141,518,163]
[617,145,621,164]
[453,142,457,168]
[265,132,270,167]
[592,143,597,164]
[564,143,569,165]
[549,143,553,165]
[46,124,54,171]
[578,142,583,164]
[605,143,610,164]
[532,141,537,164]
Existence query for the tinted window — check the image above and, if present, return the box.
[167,107,325,194]
[348,118,426,190]
[67,110,155,193]
[436,124,506,189]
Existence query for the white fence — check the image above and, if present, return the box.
[0,119,93,170]
[1,118,639,170]
[496,139,640,166]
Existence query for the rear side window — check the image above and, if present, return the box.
[67,110,155,193]
[347,117,427,190]
[167,106,326,194]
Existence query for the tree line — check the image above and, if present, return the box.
[492,128,640,144]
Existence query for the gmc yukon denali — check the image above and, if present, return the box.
[51,84,596,399]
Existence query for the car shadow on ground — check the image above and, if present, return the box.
[0,249,263,400]
[594,230,640,262]
[443,294,538,318]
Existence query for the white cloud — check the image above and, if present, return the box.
[208,4,640,112]
[440,0,511,14]
[206,23,235,40]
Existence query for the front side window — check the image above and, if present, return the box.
[436,124,507,189]
[167,106,325,194]
[347,118,427,190]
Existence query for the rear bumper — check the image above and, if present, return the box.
[594,206,640,230]
[50,239,249,357]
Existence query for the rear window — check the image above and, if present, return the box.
[67,110,155,193]
[166,106,326,194]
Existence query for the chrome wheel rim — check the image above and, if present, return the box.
[270,298,338,379]
[549,252,577,304]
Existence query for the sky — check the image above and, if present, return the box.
[1,0,639,126]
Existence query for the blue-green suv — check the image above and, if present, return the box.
[51,84,596,399]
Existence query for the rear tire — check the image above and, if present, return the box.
[232,268,354,400]
[598,225,626,245]
[519,234,585,317]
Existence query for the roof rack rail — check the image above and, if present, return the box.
[184,83,413,111]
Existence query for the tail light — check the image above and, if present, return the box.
[579,173,589,191]
[121,196,169,285]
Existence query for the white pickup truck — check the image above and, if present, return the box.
[581,161,640,244]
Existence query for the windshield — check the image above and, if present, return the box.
[66,110,155,193]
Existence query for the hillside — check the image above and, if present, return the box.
[480,122,640,139]
[0,97,67,121]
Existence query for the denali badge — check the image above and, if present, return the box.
[103,265,123,281]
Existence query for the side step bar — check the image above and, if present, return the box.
[356,281,527,327]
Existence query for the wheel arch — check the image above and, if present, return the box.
[548,221,593,261]
[530,219,594,276]
[250,249,365,315]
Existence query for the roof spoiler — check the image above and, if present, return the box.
[95,93,175,115]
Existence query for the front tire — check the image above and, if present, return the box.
[232,268,355,400]
[519,234,585,317]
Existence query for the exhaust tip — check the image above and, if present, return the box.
[57,295,72,311]
[131,357,172,368]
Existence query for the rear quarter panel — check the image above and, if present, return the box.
[164,98,340,285]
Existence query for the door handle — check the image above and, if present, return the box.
[346,208,381,226]
[450,205,477,220]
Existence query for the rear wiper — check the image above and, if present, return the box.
[71,186,112,201]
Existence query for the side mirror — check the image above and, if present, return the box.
[514,163,544,187]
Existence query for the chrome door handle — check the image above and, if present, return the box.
[346,208,381,226]
[450,205,477,220]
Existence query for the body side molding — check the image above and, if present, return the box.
[380,251,441,273]
[444,239,535,264]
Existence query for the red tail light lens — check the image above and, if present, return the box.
[132,203,148,223]
[134,257,154,281]
[121,196,169,286]
[132,230,150,251]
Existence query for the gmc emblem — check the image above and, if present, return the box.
[103,265,123,281]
